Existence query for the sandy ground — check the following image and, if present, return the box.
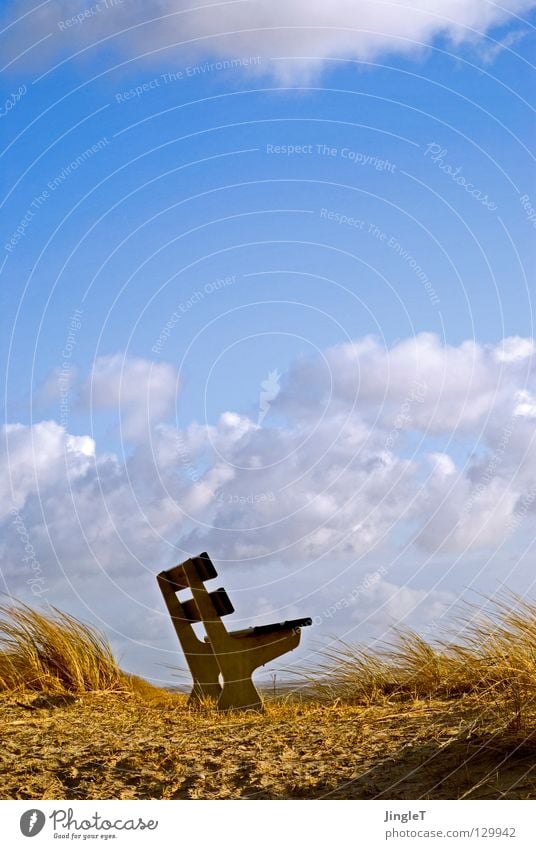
[1,692,535,799]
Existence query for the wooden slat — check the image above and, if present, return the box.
[181,598,201,622]
[162,564,188,591]
[190,552,218,581]
[210,587,234,617]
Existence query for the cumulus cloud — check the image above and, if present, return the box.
[0,421,95,521]
[280,333,535,433]
[2,0,535,79]
[514,390,536,418]
[80,353,180,440]
[182,332,534,558]
[494,336,536,363]
[3,335,536,568]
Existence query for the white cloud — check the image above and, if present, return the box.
[475,26,528,64]
[0,420,95,521]
[428,452,456,476]
[494,336,536,363]
[514,390,536,418]
[3,336,536,570]
[80,353,179,440]
[281,332,534,433]
[354,579,455,633]
[3,0,535,79]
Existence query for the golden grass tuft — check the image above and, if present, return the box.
[306,594,536,731]
[0,602,131,695]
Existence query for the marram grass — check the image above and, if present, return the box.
[0,602,130,694]
[2,593,536,729]
[304,594,536,731]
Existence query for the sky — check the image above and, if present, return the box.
[1,0,535,685]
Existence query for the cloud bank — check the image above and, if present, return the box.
[2,332,535,675]
[2,332,535,576]
[3,1,535,78]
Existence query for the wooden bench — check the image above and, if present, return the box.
[157,552,311,711]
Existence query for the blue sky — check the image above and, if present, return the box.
[1,1,535,683]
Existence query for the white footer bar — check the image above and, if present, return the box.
[2,799,535,849]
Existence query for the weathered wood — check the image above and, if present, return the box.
[156,571,222,704]
[157,552,311,711]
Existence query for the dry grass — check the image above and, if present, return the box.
[0,602,137,695]
[305,594,536,736]
[1,596,536,799]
